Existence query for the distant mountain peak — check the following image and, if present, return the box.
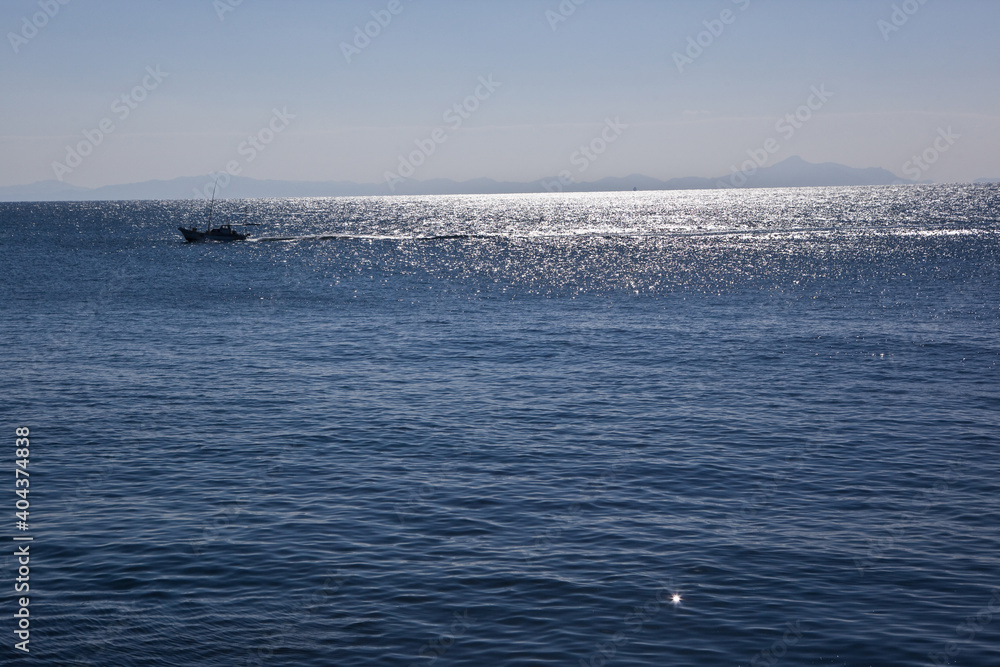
[707,156,907,190]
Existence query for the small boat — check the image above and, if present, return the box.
[178,224,248,242]
[178,181,251,242]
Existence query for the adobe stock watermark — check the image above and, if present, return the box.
[407,610,476,666]
[546,0,586,31]
[926,588,1000,667]
[750,621,807,667]
[542,117,628,192]
[244,572,346,667]
[193,107,295,199]
[725,438,822,540]
[520,448,634,564]
[51,66,170,182]
[383,74,502,192]
[7,0,71,54]
[900,126,960,182]
[393,482,437,526]
[213,0,244,22]
[854,458,964,576]
[579,581,680,667]
[341,0,413,64]
[673,0,751,74]
[189,451,290,557]
[717,84,833,189]
[878,0,930,41]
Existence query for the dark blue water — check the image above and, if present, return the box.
[2,186,999,666]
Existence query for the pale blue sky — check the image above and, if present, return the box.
[2,0,998,188]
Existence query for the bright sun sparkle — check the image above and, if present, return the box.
[672,593,682,605]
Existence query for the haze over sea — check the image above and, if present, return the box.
[2,185,999,666]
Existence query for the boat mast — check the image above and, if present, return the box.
[207,179,218,230]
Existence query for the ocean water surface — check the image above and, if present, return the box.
[2,186,999,665]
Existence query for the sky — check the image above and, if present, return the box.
[2,0,998,189]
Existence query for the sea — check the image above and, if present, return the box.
[1,185,999,666]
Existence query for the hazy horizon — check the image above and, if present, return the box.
[3,0,998,190]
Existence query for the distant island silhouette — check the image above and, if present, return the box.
[1,156,982,202]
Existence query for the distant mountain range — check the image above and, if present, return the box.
[0,156,981,202]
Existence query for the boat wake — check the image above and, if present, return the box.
[244,223,993,244]
[249,233,500,243]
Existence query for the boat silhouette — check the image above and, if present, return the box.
[178,181,252,242]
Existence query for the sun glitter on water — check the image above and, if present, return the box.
[672,593,682,605]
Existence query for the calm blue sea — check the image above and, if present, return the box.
[2,186,999,666]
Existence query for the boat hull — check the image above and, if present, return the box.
[178,227,205,242]
[178,226,248,242]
